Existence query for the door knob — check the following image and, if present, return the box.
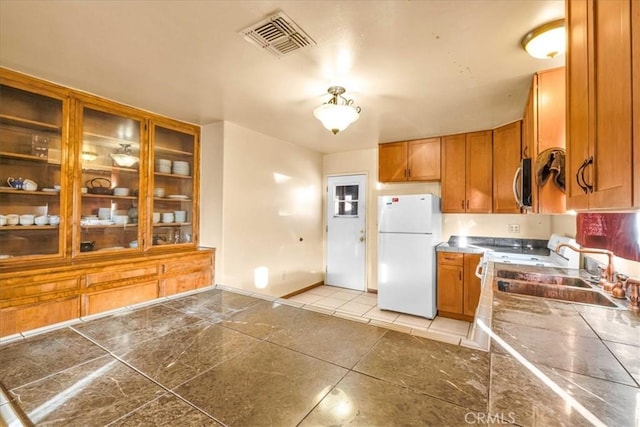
[360,236,365,242]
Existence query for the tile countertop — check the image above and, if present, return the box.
[436,235,551,256]
[465,261,640,426]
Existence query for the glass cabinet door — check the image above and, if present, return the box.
[0,82,67,262]
[77,105,144,254]
[149,122,198,248]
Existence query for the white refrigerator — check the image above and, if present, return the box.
[377,194,442,318]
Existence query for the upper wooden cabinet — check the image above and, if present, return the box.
[0,71,71,263]
[378,138,441,182]
[441,131,493,213]
[0,67,201,266]
[522,67,566,214]
[492,121,522,213]
[566,0,637,209]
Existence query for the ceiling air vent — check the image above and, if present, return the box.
[240,11,316,58]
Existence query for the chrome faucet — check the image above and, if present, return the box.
[555,243,615,283]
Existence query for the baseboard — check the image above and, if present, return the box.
[281,281,324,299]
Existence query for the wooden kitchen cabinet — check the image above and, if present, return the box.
[378,138,440,182]
[492,121,522,213]
[0,67,213,337]
[522,67,566,214]
[566,0,637,209]
[437,252,481,321]
[441,130,492,213]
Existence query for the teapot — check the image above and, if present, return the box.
[7,177,24,189]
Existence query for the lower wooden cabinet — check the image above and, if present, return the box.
[0,248,214,337]
[437,252,482,321]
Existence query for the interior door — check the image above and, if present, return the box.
[326,175,366,290]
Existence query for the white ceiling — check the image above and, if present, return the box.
[0,0,565,154]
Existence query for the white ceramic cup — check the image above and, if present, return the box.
[6,214,19,225]
[49,215,60,226]
[129,240,138,248]
[19,214,35,225]
[152,212,161,224]
[0,215,6,226]
[35,215,49,226]
[161,212,174,223]
[153,188,165,198]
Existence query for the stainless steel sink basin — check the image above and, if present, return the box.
[496,280,618,308]
[496,270,591,288]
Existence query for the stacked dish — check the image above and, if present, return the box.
[172,161,190,176]
[174,210,187,223]
[113,187,130,196]
[161,212,174,223]
[156,159,172,174]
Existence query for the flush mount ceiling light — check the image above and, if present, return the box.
[110,144,139,167]
[313,86,361,135]
[521,19,566,59]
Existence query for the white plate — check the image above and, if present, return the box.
[42,188,60,192]
[167,195,188,199]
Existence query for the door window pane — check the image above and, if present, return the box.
[334,184,359,217]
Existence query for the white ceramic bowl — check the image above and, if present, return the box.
[98,207,111,220]
[49,215,60,226]
[0,215,6,226]
[113,187,130,196]
[6,214,19,225]
[113,215,129,225]
[19,214,35,225]
[153,212,161,223]
[34,215,49,226]
[129,240,138,248]
[153,188,165,198]
[161,213,174,223]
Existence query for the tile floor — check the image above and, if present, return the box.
[284,285,472,346]
[0,286,487,426]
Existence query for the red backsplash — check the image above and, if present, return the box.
[576,213,640,261]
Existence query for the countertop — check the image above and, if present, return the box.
[466,261,639,426]
[436,235,551,256]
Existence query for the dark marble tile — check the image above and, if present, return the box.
[241,303,387,368]
[354,331,490,411]
[116,320,260,388]
[174,340,347,426]
[493,294,597,338]
[490,352,639,427]
[163,289,262,322]
[604,340,640,384]
[572,305,640,347]
[72,304,200,352]
[300,371,475,426]
[108,393,222,426]
[10,355,164,426]
[220,299,318,340]
[0,328,105,390]
[491,319,635,386]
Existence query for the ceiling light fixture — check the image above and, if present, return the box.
[110,144,139,167]
[521,19,565,59]
[313,86,361,134]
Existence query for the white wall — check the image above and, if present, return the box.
[199,122,224,285]
[219,122,324,297]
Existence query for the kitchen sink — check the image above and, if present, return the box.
[496,280,618,308]
[496,270,592,288]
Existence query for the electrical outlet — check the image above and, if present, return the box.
[508,224,520,233]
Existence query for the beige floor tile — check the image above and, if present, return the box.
[336,301,372,316]
[393,314,433,330]
[351,294,378,306]
[429,317,470,336]
[306,286,341,297]
[288,293,324,305]
[369,320,412,334]
[314,297,348,309]
[411,329,462,346]
[331,289,362,301]
[363,307,400,323]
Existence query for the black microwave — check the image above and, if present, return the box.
[513,158,532,209]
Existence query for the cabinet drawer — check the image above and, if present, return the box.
[85,265,159,287]
[83,281,158,315]
[163,270,212,297]
[163,254,212,274]
[0,277,79,302]
[0,297,79,337]
[438,252,463,266]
